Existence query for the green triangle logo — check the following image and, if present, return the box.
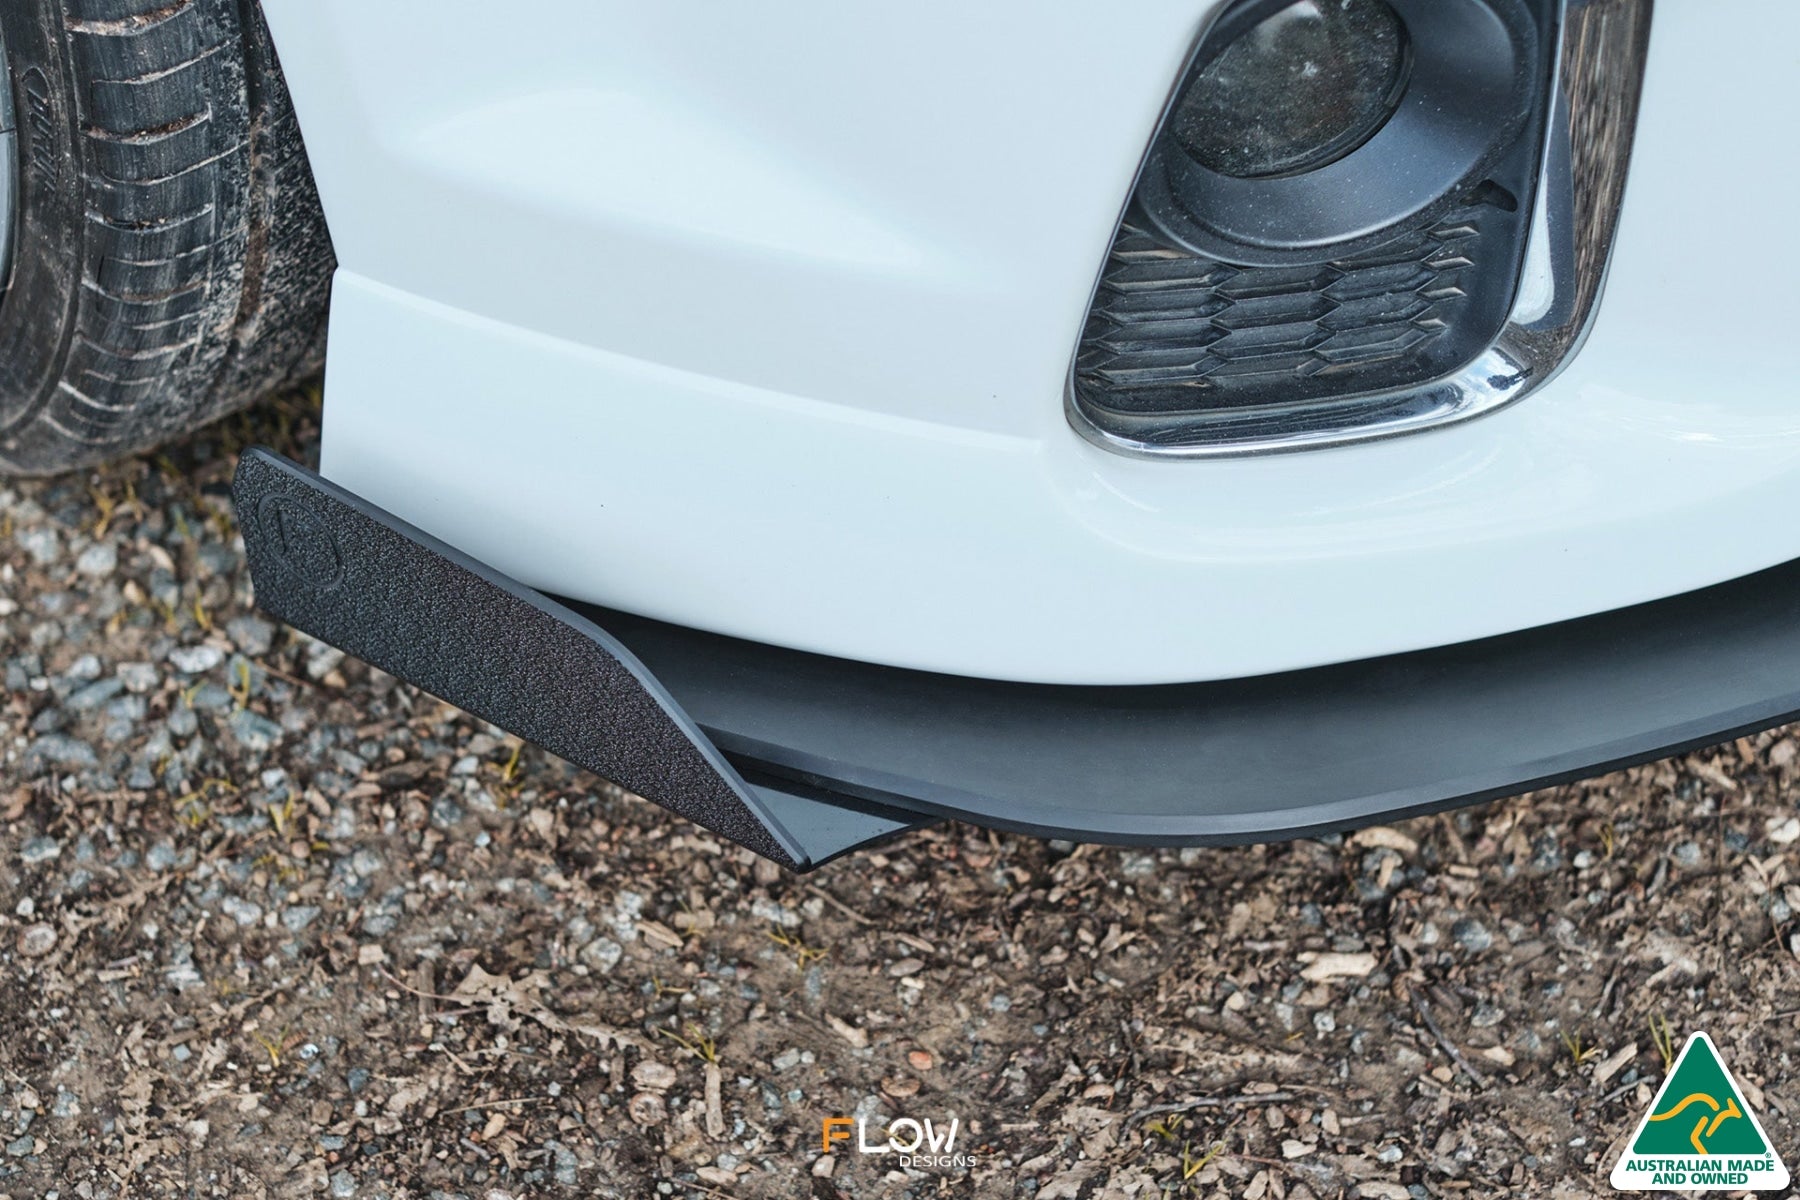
[1611,1032,1789,1191]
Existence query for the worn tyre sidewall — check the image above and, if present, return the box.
[0,0,331,476]
[0,5,84,441]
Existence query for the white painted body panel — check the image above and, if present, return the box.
[261,0,1800,684]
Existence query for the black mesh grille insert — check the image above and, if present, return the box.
[1074,203,1504,423]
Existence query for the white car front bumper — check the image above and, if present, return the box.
[264,0,1800,684]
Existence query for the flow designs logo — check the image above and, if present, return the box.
[1610,1032,1789,1191]
[822,1115,978,1169]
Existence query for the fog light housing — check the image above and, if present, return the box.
[1070,0,1585,456]
[1172,0,1411,181]
[1140,0,1541,265]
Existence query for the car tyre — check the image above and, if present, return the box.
[0,0,333,476]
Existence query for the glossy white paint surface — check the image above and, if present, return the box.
[263,0,1800,684]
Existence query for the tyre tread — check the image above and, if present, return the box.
[0,0,333,474]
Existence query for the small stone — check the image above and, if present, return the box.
[989,994,1012,1013]
[1349,826,1419,856]
[881,1075,920,1099]
[282,906,322,932]
[117,663,158,694]
[907,1050,934,1071]
[772,1049,803,1073]
[305,642,345,681]
[65,678,124,711]
[220,896,263,927]
[887,958,925,978]
[187,682,236,710]
[1355,1186,1412,1200]
[75,543,117,578]
[5,1134,33,1156]
[578,937,623,972]
[16,524,59,565]
[632,1062,677,1091]
[749,896,800,929]
[24,735,98,770]
[146,841,180,872]
[1118,851,1158,879]
[1313,1011,1336,1034]
[168,644,225,674]
[547,1140,579,1187]
[1355,847,1405,900]
[227,709,283,752]
[1376,1144,1404,1163]
[429,795,465,830]
[196,543,238,579]
[330,1169,356,1198]
[1767,817,1800,846]
[347,1068,371,1094]
[226,616,276,657]
[1672,841,1704,868]
[17,924,56,958]
[1300,952,1379,982]
[20,837,61,865]
[165,957,203,992]
[1530,832,1564,872]
[1451,918,1493,954]
[628,1092,666,1126]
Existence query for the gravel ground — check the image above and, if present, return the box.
[4,394,1800,1199]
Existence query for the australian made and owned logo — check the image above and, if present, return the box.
[817,1034,1779,1186]
[1611,1032,1789,1192]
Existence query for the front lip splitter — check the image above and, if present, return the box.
[232,448,931,871]
[237,446,1800,869]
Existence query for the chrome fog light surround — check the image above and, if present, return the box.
[0,25,15,297]
[1068,0,1653,459]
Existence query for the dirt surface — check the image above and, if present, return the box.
[3,394,1800,1199]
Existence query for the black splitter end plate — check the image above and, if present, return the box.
[231,448,933,872]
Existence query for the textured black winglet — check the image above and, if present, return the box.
[232,448,835,868]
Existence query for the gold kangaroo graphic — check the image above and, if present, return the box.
[1647,1092,1745,1154]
